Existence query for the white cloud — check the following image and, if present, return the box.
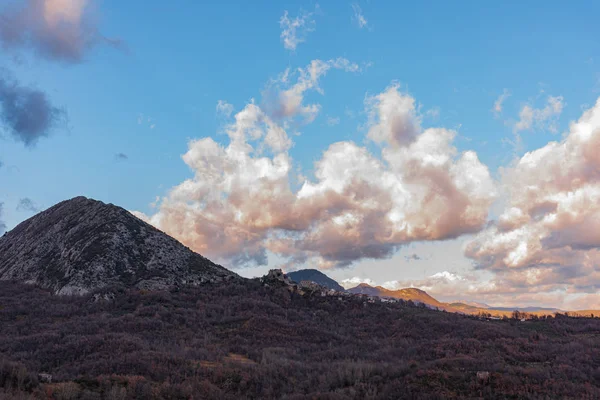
[279,9,316,51]
[351,4,368,29]
[466,97,600,295]
[493,89,510,116]
[137,113,155,129]
[216,100,234,117]
[366,83,421,147]
[326,116,340,126]
[514,95,564,133]
[266,58,361,123]
[138,82,496,269]
[425,107,440,120]
[341,276,375,289]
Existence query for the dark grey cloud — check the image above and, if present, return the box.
[0,72,66,146]
[0,0,122,63]
[0,202,6,234]
[404,253,422,261]
[115,153,128,161]
[17,197,39,213]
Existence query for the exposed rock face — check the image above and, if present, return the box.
[287,269,345,292]
[261,269,294,286]
[298,280,327,292]
[0,196,237,295]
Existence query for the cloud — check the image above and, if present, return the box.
[404,253,421,261]
[216,100,234,118]
[493,89,510,116]
[137,113,155,130]
[115,153,128,161]
[279,8,316,51]
[265,58,361,123]
[382,271,469,292]
[466,97,600,294]
[514,95,564,133]
[0,71,66,146]
[0,0,121,63]
[135,102,294,266]
[366,83,421,147]
[326,116,340,126]
[16,197,39,213]
[137,82,496,269]
[425,107,440,120]
[340,276,375,289]
[0,202,6,234]
[565,294,600,311]
[351,4,368,29]
[377,270,566,307]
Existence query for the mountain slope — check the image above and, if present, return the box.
[348,284,582,317]
[2,279,600,399]
[347,284,463,312]
[287,269,345,291]
[0,196,237,294]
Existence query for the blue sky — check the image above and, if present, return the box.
[2,0,600,308]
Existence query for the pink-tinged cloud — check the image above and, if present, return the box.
[136,82,496,268]
[466,97,600,291]
[0,0,121,63]
[513,95,564,133]
[264,58,361,123]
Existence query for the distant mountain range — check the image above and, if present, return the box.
[347,283,462,312]
[290,269,589,317]
[287,269,345,291]
[453,300,491,309]
[347,284,574,317]
[0,196,237,295]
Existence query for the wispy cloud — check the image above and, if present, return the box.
[425,107,440,120]
[514,95,564,133]
[492,89,510,116]
[216,100,234,118]
[404,253,422,261]
[265,58,362,123]
[326,116,340,126]
[16,197,39,213]
[137,113,155,130]
[279,8,317,51]
[351,4,368,29]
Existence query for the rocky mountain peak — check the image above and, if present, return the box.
[0,196,237,294]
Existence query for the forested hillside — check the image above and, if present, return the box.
[1,280,600,399]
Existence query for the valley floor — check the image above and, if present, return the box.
[1,280,600,399]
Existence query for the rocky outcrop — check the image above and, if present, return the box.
[298,280,327,292]
[261,269,294,286]
[0,196,237,294]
